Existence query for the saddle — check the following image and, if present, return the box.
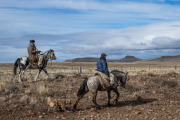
[30,54,43,67]
[30,55,38,63]
[94,71,111,89]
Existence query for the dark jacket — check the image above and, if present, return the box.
[27,43,37,56]
[96,57,109,76]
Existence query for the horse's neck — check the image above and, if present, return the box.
[110,73,117,84]
[115,72,125,78]
[43,51,50,60]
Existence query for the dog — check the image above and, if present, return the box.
[47,96,71,112]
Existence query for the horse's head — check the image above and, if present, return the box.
[111,70,130,88]
[48,49,57,60]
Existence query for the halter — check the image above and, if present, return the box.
[110,70,128,88]
[42,50,54,60]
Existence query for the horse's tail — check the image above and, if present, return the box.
[14,58,20,75]
[77,77,88,96]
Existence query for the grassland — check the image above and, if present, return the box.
[0,62,180,120]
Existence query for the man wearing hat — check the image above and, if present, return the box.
[96,53,109,76]
[27,40,41,64]
[95,53,112,90]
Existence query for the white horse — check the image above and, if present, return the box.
[74,70,130,109]
[13,49,56,82]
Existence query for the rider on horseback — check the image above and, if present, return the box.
[27,40,41,64]
[95,53,113,90]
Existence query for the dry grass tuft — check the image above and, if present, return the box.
[3,84,24,94]
[20,95,30,103]
[37,82,49,95]
[147,72,156,77]
[161,80,178,88]
[124,83,140,93]
[152,76,178,88]
[152,77,163,84]
[160,71,179,78]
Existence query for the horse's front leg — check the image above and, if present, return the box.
[43,68,50,80]
[22,66,28,80]
[18,69,22,83]
[113,88,119,105]
[35,69,42,81]
[25,64,31,71]
[107,90,111,106]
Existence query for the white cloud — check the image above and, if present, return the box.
[1,0,180,62]
[58,21,180,55]
[1,20,180,62]
[0,0,180,38]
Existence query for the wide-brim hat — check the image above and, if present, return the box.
[30,40,35,43]
[101,53,107,57]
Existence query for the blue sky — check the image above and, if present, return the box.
[1,0,180,62]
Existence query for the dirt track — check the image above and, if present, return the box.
[0,72,180,120]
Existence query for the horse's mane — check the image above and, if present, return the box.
[40,49,54,55]
[111,70,125,74]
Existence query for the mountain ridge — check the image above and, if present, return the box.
[146,55,180,62]
[65,55,180,62]
[65,56,141,62]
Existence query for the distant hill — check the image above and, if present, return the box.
[65,57,99,62]
[110,56,141,62]
[65,56,141,62]
[146,55,180,62]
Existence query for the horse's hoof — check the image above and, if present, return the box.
[113,100,118,105]
[73,104,77,110]
[96,106,101,109]
[113,102,117,105]
[107,104,112,107]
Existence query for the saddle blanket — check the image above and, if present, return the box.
[94,71,111,89]
[38,55,43,67]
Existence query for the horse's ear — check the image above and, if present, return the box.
[49,49,54,52]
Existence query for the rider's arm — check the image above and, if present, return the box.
[31,46,37,54]
[102,60,109,76]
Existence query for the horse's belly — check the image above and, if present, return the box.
[29,64,39,69]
